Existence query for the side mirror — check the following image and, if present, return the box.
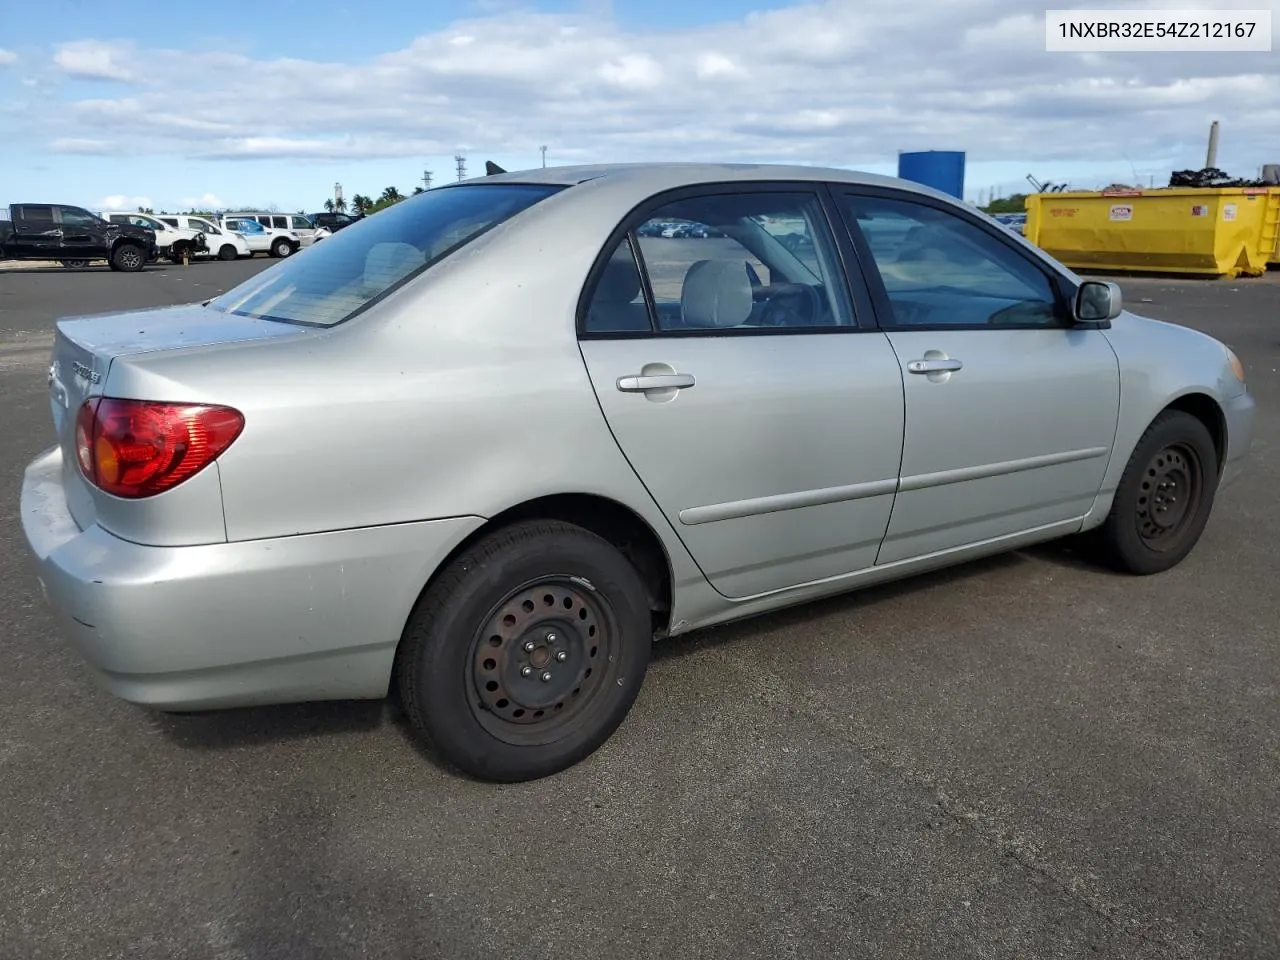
[1074,280,1122,323]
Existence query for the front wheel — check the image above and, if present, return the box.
[218,244,237,261]
[271,239,294,258]
[110,243,146,272]
[396,520,652,782]
[1091,410,1219,575]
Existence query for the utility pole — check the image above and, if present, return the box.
[540,145,547,168]
[422,170,433,191]
[455,154,467,181]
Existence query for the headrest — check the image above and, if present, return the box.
[596,252,641,304]
[680,259,753,328]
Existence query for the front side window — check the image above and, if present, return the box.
[585,191,853,335]
[59,208,101,228]
[211,183,561,327]
[291,215,312,230]
[842,194,1062,328]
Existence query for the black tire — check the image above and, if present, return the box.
[271,238,293,258]
[111,242,146,272]
[218,244,237,261]
[396,520,652,782]
[1091,410,1219,575]
[59,259,90,269]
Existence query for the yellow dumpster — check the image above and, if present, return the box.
[1024,187,1280,279]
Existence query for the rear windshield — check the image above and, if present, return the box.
[210,183,562,327]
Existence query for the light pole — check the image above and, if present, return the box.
[540,145,547,168]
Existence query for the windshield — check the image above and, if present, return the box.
[210,183,561,327]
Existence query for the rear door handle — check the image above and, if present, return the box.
[617,373,695,392]
[906,358,963,374]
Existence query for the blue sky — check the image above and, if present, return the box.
[2,0,1276,213]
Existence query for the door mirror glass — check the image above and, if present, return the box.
[1075,280,1122,322]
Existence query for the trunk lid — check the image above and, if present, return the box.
[48,302,308,529]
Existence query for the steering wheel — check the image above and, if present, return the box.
[757,283,823,327]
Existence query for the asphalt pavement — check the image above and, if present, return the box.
[1,260,1277,960]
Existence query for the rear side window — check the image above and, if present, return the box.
[211,183,561,327]
[19,205,55,224]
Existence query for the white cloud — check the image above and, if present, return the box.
[53,40,136,82]
[51,137,117,154]
[0,49,18,67]
[96,194,153,210]
[181,192,228,209]
[12,0,1280,181]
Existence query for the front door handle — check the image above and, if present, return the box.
[617,373,695,392]
[906,358,963,374]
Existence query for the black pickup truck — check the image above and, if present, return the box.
[0,203,157,271]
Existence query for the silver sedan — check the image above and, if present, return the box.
[21,163,1256,782]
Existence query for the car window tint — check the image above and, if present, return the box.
[20,205,55,224]
[631,192,853,333]
[211,183,561,328]
[583,236,653,334]
[291,216,311,230]
[844,195,1060,328]
[160,218,179,227]
[59,209,99,227]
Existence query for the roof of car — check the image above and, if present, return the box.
[472,161,919,190]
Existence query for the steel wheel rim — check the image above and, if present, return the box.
[466,577,619,747]
[1135,442,1203,551]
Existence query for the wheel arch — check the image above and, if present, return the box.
[388,492,675,697]
[1162,390,1227,477]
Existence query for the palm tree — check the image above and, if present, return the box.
[351,194,372,215]
[379,186,403,205]
[413,186,425,195]
[323,198,335,213]
[335,196,347,212]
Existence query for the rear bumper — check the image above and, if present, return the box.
[1220,389,1256,489]
[21,446,484,711]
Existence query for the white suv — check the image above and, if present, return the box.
[218,216,300,258]
[100,211,207,262]
[157,215,251,261]
[227,211,320,247]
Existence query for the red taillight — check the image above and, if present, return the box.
[74,398,245,499]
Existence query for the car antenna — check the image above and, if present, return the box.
[485,161,507,176]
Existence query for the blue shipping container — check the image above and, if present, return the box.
[897,150,965,199]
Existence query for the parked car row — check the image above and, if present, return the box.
[992,212,1028,235]
[0,203,343,270]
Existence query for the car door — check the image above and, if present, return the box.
[577,185,906,600]
[832,188,1121,565]
[10,205,60,257]
[290,215,316,245]
[56,206,111,258]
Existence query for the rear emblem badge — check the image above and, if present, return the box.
[71,361,100,384]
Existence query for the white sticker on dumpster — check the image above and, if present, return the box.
[1109,204,1133,221]
[1223,204,1237,221]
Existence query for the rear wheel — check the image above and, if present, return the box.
[59,259,90,269]
[396,520,652,782]
[111,243,146,272]
[1091,410,1219,575]
[218,244,237,261]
